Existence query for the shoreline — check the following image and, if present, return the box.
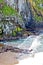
[0,44,19,65]
[0,43,30,54]
[0,43,30,65]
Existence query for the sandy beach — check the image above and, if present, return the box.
[0,51,19,65]
[0,43,29,65]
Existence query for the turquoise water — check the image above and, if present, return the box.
[2,38,25,47]
[1,34,43,52]
[0,34,43,60]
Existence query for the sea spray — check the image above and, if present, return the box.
[18,35,36,49]
[17,35,42,60]
[16,35,43,65]
[18,35,41,51]
[16,52,43,65]
[29,36,41,52]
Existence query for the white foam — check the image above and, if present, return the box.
[18,35,36,49]
[16,35,43,65]
[29,36,41,50]
[16,52,43,65]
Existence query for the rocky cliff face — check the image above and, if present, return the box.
[5,0,26,14]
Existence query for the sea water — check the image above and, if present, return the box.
[2,34,43,52]
[16,34,43,65]
[1,34,43,65]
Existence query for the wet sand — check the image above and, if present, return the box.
[0,43,29,65]
[0,51,19,65]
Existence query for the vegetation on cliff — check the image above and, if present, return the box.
[29,0,43,22]
[0,0,43,39]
